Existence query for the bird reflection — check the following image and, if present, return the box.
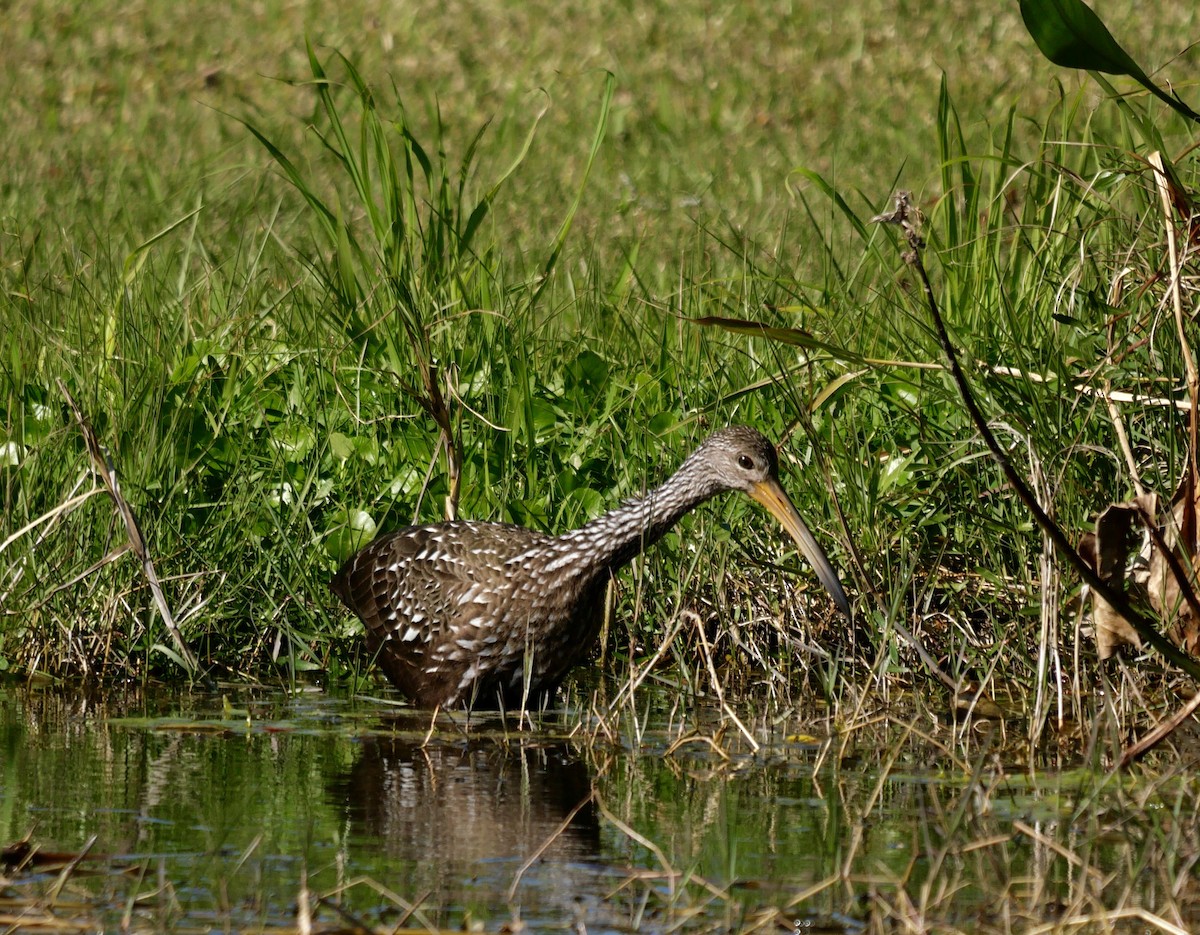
[331,728,598,865]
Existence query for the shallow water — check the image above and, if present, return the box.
[0,682,1193,933]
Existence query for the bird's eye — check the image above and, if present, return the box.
[737,454,754,470]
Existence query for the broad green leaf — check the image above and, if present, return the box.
[325,508,378,561]
[1018,0,1200,122]
[328,432,356,461]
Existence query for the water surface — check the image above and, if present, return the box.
[0,683,1189,932]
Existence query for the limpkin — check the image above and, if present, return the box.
[330,426,851,708]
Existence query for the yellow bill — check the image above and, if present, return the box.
[748,478,851,618]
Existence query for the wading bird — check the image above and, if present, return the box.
[330,426,850,708]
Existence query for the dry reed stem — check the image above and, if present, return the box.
[837,720,917,890]
[0,486,102,558]
[991,363,1197,411]
[594,793,679,899]
[316,875,435,931]
[576,690,619,746]
[689,611,760,751]
[1025,907,1190,935]
[311,893,380,933]
[1101,390,1146,496]
[56,380,201,676]
[1012,820,1101,881]
[664,732,732,761]
[0,473,99,609]
[45,834,96,906]
[28,546,132,615]
[1150,151,1199,511]
[230,833,263,875]
[295,866,311,935]
[420,705,440,747]
[1134,499,1200,622]
[886,616,960,693]
[783,873,840,910]
[506,790,595,902]
[606,607,688,712]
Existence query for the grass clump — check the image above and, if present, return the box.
[242,44,613,535]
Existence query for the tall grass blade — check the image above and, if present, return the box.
[531,72,614,306]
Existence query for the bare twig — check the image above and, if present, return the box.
[1119,689,1200,766]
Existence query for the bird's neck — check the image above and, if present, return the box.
[556,452,720,575]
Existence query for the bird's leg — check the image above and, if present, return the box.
[421,704,440,748]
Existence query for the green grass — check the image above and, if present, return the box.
[2,0,1200,753]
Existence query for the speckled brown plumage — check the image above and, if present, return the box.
[329,426,850,709]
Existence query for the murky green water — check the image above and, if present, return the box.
[1,683,1194,933]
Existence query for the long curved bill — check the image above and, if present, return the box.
[748,478,852,618]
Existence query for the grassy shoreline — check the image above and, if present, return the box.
[2,2,1199,739]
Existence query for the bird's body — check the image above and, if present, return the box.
[330,427,850,708]
[332,520,612,707]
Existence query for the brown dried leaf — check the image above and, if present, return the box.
[1080,497,1148,658]
[1143,487,1200,655]
[1148,150,1200,247]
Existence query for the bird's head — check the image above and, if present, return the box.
[689,426,852,618]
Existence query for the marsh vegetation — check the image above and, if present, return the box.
[3,1,1200,931]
